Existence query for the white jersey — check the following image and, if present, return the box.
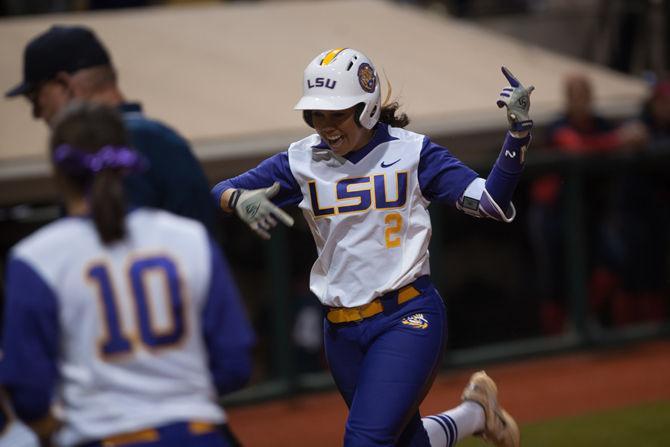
[215,122,525,309]
[288,126,433,307]
[9,209,224,446]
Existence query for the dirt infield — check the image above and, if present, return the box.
[228,339,670,446]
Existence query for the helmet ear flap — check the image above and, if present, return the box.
[354,103,365,128]
[303,110,314,128]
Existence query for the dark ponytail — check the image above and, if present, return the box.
[378,101,410,128]
[377,77,410,128]
[50,102,136,245]
[90,169,126,244]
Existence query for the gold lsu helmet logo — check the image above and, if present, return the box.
[358,63,376,93]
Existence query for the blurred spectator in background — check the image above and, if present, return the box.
[605,79,670,326]
[4,25,220,239]
[527,73,647,334]
[549,73,646,153]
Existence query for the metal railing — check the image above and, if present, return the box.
[222,144,670,406]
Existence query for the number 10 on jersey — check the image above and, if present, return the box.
[87,255,186,360]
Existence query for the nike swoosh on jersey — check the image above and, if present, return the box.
[380,159,401,168]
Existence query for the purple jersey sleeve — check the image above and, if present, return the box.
[211,152,302,209]
[0,257,59,422]
[484,132,530,208]
[202,238,255,395]
[418,137,479,205]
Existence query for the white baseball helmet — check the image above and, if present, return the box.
[294,48,381,129]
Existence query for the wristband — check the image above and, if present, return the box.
[228,189,243,210]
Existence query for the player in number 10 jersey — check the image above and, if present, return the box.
[0,103,254,447]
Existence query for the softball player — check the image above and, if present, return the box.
[213,48,533,447]
[0,103,254,447]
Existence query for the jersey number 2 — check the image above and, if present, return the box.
[87,256,186,360]
[385,213,403,248]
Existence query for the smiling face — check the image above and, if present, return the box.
[311,106,374,157]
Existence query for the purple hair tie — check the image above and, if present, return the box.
[53,144,148,176]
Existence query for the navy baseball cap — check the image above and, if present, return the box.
[5,25,111,98]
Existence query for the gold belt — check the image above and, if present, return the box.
[100,421,216,447]
[326,284,421,324]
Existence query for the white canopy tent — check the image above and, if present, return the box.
[0,0,648,205]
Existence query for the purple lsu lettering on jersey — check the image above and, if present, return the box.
[287,126,436,308]
[307,172,409,217]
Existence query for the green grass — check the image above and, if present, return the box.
[458,400,670,447]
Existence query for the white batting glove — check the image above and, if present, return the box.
[496,66,535,132]
[228,182,294,240]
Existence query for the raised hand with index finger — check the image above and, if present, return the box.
[496,66,535,132]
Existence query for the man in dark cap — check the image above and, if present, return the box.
[6,25,219,236]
